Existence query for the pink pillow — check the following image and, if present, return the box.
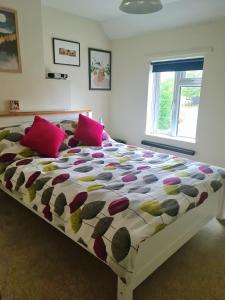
[102,130,109,141]
[21,116,67,158]
[74,114,104,146]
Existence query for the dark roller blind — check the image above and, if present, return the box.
[151,57,204,73]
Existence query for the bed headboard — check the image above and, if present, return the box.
[0,109,92,127]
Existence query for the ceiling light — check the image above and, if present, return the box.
[119,0,163,14]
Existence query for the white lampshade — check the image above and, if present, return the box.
[119,0,163,14]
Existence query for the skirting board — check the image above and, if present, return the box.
[0,185,224,300]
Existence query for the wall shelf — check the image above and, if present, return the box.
[0,110,92,117]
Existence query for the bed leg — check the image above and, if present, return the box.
[117,278,133,300]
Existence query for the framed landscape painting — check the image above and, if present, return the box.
[0,7,22,73]
[88,48,111,90]
[53,38,80,67]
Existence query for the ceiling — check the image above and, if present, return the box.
[42,0,225,39]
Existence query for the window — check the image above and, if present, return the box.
[148,57,204,141]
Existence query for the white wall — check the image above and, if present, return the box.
[0,0,71,113]
[0,1,111,126]
[42,6,111,126]
[110,21,225,167]
[1,1,224,167]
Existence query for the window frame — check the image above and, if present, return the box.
[151,70,202,140]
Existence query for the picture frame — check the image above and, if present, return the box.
[9,100,20,112]
[52,38,80,67]
[0,7,22,73]
[88,48,111,91]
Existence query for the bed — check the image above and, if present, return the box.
[0,110,224,300]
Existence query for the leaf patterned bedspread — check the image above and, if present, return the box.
[0,138,225,283]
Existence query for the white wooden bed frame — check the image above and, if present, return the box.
[0,110,224,300]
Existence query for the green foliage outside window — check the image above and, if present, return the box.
[158,79,200,130]
[158,80,173,130]
[182,87,200,98]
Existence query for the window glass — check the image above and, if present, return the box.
[177,86,201,139]
[156,72,175,133]
[185,70,203,79]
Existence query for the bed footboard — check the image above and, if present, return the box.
[117,189,221,300]
[216,186,225,220]
[117,279,133,300]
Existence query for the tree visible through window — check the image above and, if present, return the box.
[158,72,174,131]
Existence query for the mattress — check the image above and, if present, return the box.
[0,136,225,283]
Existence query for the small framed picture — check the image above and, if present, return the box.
[9,100,20,112]
[52,38,80,67]
[0,7,22,73]
[88,48,111,91]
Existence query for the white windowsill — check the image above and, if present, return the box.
[145,133,197,146]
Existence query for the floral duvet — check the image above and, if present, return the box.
[0,121,224,283]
